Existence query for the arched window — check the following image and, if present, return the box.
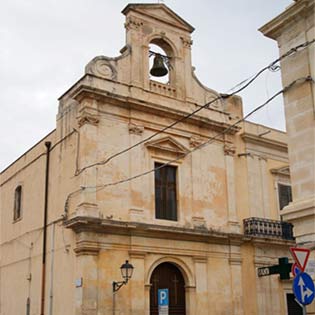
[149,38,174,85]
[13,185,22,221]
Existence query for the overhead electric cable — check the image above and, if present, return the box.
[75,39,315,176]
[64,76,313,214]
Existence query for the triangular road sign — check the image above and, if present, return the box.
[290,247,310,272]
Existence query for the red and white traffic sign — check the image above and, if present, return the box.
[290,247,310,272]
[291,262,301,277]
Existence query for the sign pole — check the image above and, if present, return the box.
[302,305,306,315]
[113,291,116,315]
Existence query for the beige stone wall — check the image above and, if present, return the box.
[0,130,78,315]
[236,121,289,222]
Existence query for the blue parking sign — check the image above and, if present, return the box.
[158,289,169,306]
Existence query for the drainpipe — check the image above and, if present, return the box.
[40,141,51,315]
[48,222,55,315]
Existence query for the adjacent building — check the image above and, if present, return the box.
[260,1,315,313]
[260,0,315,246]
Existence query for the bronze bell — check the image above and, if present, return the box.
[150,53,168,77]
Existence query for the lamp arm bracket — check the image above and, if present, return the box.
[113,280,127,292]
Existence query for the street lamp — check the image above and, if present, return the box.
[112,260,134,292]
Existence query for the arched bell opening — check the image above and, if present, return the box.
[149,262,186,315]
[149,38,174,85]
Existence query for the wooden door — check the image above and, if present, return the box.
[150,262,186,315]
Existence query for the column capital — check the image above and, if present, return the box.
[193,256,207,264]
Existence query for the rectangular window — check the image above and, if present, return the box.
[278,184,292,210]
[155,163,177,221]
[14,185,22,221]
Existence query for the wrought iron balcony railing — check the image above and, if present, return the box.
[243,217,294,241]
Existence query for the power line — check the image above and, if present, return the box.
[75,39,315,176]
[91,76,312,189]
[64,76,313,213]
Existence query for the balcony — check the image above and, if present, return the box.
[243,217,294,241]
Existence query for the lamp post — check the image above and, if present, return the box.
[112,260,134,292]
[112,260,134,315]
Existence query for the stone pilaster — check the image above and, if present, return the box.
[193,256,208,314]
[185,285,196,315]
[75,98,100,218]
[229,244,244,315]
[258,157,270,218]
[129,251,146,315]
[128,124,146,222]
[74,237,100,315]
[124,16,144,87]
[224,144,240,233]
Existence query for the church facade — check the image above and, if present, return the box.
[0,4,307,315]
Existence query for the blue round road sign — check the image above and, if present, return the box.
[293,272,315,305]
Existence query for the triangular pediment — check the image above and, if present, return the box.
[122,4,194,33]
[145,136,189,155]
[270,166,290,176]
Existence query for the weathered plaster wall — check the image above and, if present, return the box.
[0,130,78,315]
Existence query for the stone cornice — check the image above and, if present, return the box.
[259,0,314,40]
[254,257,276,267]
[66,82,240,135]
[129,250,146,259]
[58,74,230,117]
[65,216,243,245]
[281,196,315,221]
[64,216,295,247]
[247,237,295,247]
[241,133,288,152]
[192,256,207,263]
[229,256,243,266]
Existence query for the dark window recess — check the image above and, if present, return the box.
[278,184,292,210]
[155,163,177,221]
[286,293,302,315]
[14,185,22,220]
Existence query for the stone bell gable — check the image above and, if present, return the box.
[83,2,207,101]
[57,3,242,145]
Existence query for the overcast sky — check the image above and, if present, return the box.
[0,0,293,171]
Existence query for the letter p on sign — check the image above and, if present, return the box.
[158,289,169,306]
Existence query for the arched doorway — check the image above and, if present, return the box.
[150,262,186,315]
